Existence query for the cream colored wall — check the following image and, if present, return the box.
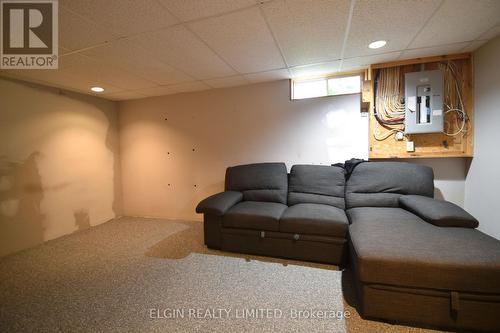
[0,73,469,254]
[396,158,467,207]
[119,80,368,221]
[0,78,121,256]
[465,35,500,240]
[120,79,468,222]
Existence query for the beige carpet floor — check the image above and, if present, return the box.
[0,217,446,333]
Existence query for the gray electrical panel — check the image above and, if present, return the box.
[404,70,443,134]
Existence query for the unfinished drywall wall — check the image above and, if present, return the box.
[0,78,121,256]
[465,35,500,240]
[119,79,467,221]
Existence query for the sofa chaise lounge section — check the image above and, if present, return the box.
[346,162,500,331]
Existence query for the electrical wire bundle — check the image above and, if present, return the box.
[439,61,469,136]
[373,61,469,141]
[373,67,405,141]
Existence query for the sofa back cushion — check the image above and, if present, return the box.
[225,163,288,204]
[345,162,434,209]
[288,165,345,209]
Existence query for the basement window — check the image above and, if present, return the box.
[291,74,361,100]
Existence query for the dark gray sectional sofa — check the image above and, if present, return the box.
[197,163,349,264]
[196,161,500,331]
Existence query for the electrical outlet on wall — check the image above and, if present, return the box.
[406,141,415,152]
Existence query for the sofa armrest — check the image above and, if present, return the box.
[196,191,243,216]
[399,195,479,228]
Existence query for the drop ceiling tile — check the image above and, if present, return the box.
[133,25,236,80]
[81,39,194,85]
[461,40,489,53]
[203,75,249,88]
[103,91,148,101]
[341,52,402,71]
[0,71,42,85]
[169,81,211,93]
[0,68,122,95]
[244,68,290,83]
[289,60,340,78]
[410,0,500,48]
[159,0,255,22]
[134,81,210,97]
[188,7,285,73]
[478,25,500,40]
[59,46,70,56]
[261,0,350,67]
[61,54,157,90]
[133,85,178,97]
[345,0,441,58]
[59,7,117,51]
[61,0,178,37]
[400,42,470,60]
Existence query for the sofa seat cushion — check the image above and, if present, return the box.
[347,207,500,294]
[223,201,287,231]
[280,204,348,238]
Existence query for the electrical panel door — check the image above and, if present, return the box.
[404,70,443,134]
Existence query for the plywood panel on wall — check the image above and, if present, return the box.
[368,53,474,159]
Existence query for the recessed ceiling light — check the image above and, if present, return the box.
[368,40,387,49]
[90,86,104,93]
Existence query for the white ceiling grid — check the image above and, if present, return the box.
[1,0,499,100]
